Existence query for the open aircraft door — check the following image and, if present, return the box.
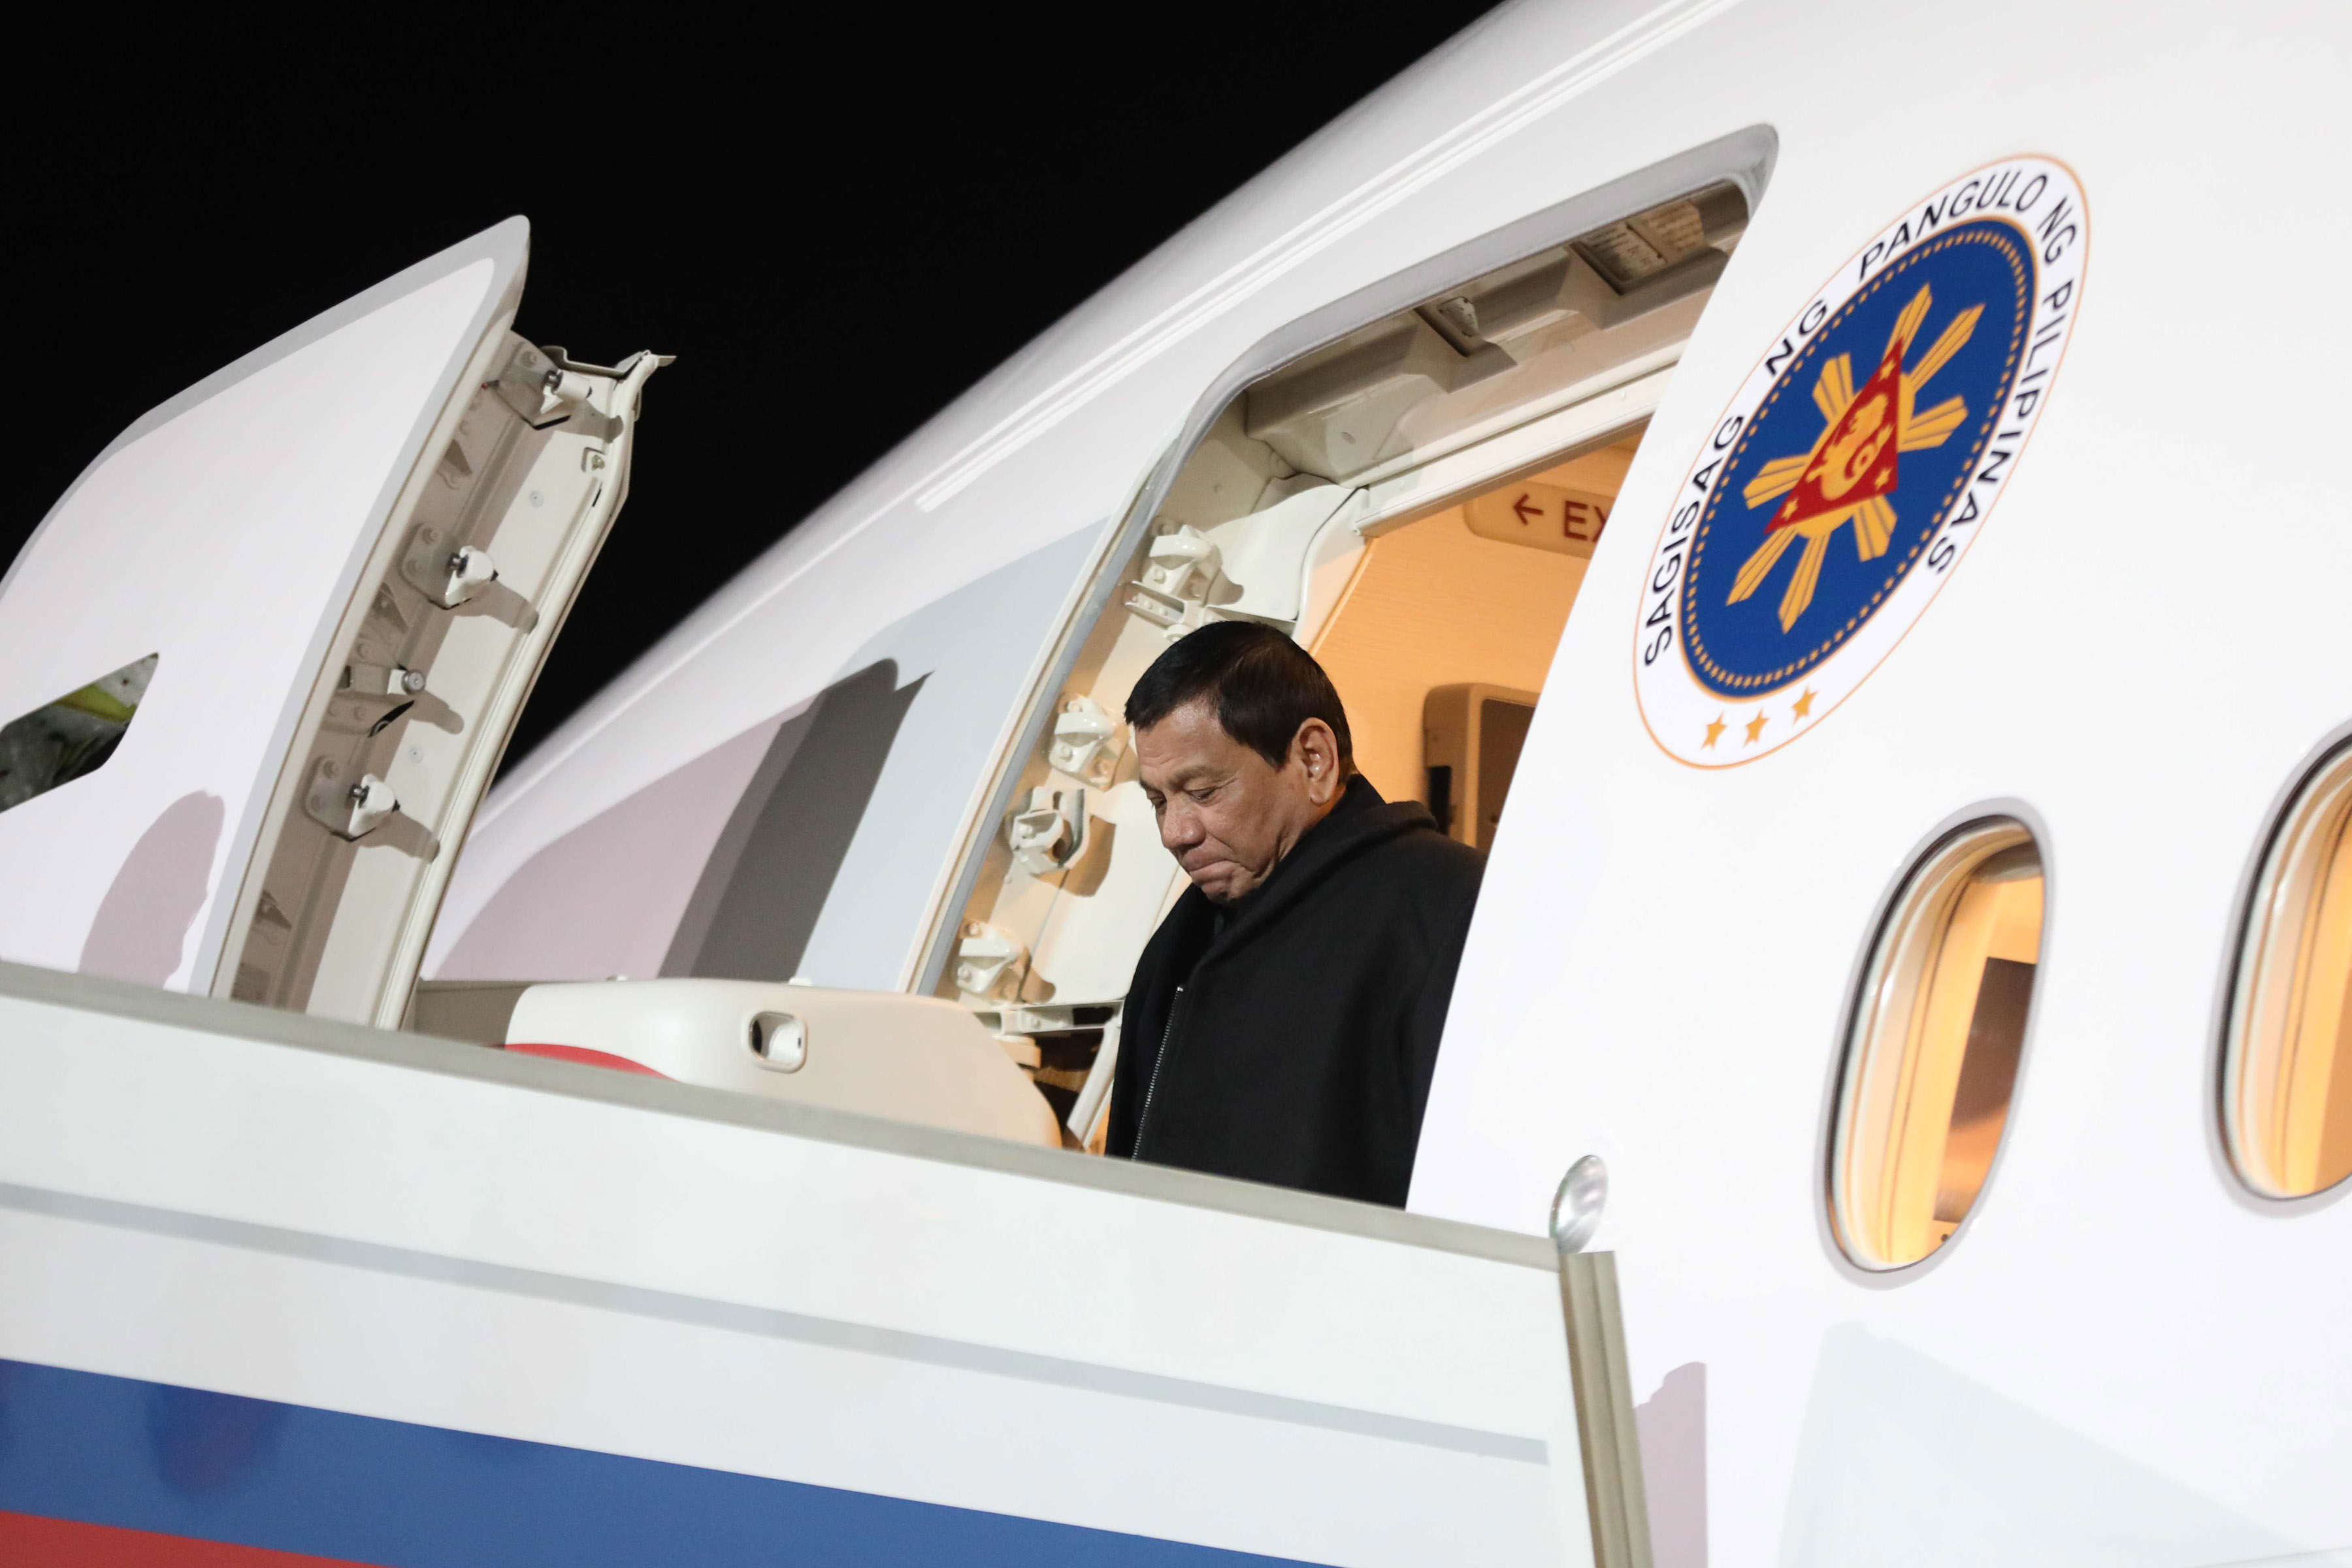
[0,220,662,1028]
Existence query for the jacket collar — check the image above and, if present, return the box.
[1177,775,1439,956]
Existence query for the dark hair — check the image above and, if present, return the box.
[1124,620,1353,770]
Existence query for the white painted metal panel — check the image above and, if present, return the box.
[433,0,1751,992]
[1411,3,2352,1562]
[0,224,524,993]
[0,964,1580,1565]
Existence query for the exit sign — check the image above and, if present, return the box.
[1464,482,1612,557]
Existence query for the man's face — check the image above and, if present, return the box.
[1134,699,1341,903]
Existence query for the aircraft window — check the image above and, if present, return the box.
[0,653,157,817]
[1831,819,2043,1269]
[2223,740,2352,1198]
[928,177,1756,1149]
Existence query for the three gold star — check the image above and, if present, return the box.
[1700,688,1821,753]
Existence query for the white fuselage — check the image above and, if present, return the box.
[1,2,2345,1563]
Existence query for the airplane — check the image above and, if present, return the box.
[0,0,2345,1563]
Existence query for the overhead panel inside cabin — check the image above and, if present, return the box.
[1242,182,1746,483]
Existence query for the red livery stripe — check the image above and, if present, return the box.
[0,1509,380,1567]
[502,1042,666,1077]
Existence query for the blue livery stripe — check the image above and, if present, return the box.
[0,1359,1327,1566]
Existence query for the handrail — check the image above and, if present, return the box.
[1560,1250,1656,1568]
[0,958,1555,1271]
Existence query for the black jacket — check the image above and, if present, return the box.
[1105,776,1483,1206]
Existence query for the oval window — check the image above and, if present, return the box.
[2224,742,2352,1199]
[1831,820,2045,1269]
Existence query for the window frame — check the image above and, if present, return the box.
[1820,803,2055,1281]
[0,651,157,818]
[2218,728,2352,1204]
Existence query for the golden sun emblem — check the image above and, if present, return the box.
[1729,286,1981,630]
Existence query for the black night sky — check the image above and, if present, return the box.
[7,6,1502,770]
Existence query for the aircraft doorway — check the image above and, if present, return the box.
[404,167,1759,1169]
[931,182,1748,1151]
[949,422,1651,1149]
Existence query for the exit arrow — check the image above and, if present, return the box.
[1511,493,1543,525]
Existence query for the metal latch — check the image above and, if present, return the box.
[340,662,461,734]
[1047,694,1120,783]
[1125,523,1220,640]
[1007,785,1087,877]
[399,529,538,630]
[301,759,439,859]
[492,341,623,439]
[954,921,1027,999]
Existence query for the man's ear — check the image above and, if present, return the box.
[1292,719,1343,806]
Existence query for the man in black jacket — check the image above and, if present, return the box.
[1104,621,1483,1207]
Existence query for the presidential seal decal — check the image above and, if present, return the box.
[1633,157,2086,766]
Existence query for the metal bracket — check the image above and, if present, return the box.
[953,921,1026,999]
[1046,694,1120,783]
[301,759,440,860]
[399,530,539,631]
[340,664,461,734]
[1124,523,1222,640]
[1007,785,1088,877]
[491,340,624,439]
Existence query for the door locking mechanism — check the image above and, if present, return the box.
[1007,785,1088,877]
[301,758,439,860]
[1124,523,1221,640]
[399,530,538,631]
[339,662,461,734]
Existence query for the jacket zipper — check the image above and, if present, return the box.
[1132,985,1183,1159]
